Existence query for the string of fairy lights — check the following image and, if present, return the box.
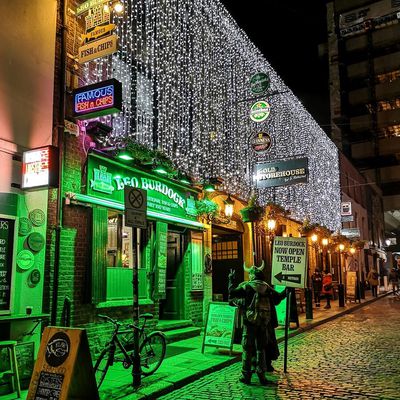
[79,0,341,231]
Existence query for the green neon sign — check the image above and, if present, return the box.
[87,154,198,222]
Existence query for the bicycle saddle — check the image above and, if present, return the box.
[140,313,154,319]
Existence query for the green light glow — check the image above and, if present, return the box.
[68,193,206,229]
[204,184,215,192]
[153,165,168,174]
[117,152,134,161]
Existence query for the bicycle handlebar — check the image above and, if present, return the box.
[98,314,120,326]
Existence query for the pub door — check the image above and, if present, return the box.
[159,231,185,320]
[212,230,244,302]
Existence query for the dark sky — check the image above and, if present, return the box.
[220,1,330,132]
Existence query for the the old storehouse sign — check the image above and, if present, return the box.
[255,157,308,188]
[73,79,122,120]
[87,154,198,223]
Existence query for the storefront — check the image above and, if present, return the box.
[0,191,49,392]
[64,151,207,330]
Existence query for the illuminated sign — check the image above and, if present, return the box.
[73,78,122,120]
[22,146,59,189]
[250,101,271,122]
[254,157,308,188]
[87,154,199,222]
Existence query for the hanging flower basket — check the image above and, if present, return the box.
[240,207,264,223]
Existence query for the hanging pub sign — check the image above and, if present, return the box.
[73,78,122,120]
[250,101,271,122]
[341,201,352,216]
[21,146,59,189]
[77,0,118,63]
[250,72,270,95]
[254,157,308,188]
[251,132,272,153]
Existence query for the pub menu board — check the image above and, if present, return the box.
[202,302,237,354]
[27,327,99,400]
[0,216,16,314]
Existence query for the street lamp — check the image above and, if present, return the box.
[306,234,318,319]
[338,243,345,307]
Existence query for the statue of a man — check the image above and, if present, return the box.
[228,261,285,385]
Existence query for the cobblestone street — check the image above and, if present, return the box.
[160,296,400,400]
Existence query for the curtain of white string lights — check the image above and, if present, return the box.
[80,0,341,231]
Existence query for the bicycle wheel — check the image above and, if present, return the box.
[94,347,113,389]
[139,331,166,376]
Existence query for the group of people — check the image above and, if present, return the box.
[311,269,333,309]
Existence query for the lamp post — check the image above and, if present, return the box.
[349,247,360,303]
[322,238,328,272]
[305,234,318,319]
[266,218,276,267]
[338,243,345,307]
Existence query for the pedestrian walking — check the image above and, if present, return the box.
[388,267,399,296]
[321,271,333,309]
[311,268,323,307]
[228,261,285,385]
[367,267,379,297]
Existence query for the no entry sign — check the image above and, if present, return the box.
[271,236,308,288]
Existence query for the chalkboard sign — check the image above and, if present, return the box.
[27,327,99,400]
[202,302,237,354]
[35,371,64,399]
[0,215,16,314]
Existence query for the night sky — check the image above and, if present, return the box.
[220,1,330,132]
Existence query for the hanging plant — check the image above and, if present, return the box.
[240,194,264,223]
[265,201,289,220]
[195,198,219,219]
[298,218,319,236]
[120,138,155,164]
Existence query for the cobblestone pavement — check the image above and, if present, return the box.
[160,296,400,400]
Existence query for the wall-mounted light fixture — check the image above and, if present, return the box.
[117,151,134,161]
[223,194,234,218]
[208,195,235,225]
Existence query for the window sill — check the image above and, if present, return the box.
[96,298,154,308]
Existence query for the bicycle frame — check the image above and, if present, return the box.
[105,322,145,366]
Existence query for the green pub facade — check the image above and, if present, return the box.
[59,148,207,353]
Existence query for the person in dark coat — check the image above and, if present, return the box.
[228,261,285,385]
[311,268,323,307]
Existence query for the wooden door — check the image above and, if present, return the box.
[160,232,184,319]
[212,235,243,302]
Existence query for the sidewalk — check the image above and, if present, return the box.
[7,288,390,400]
[99,288,390,400]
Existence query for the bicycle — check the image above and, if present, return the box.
[94,313,166,389]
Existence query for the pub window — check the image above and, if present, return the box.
[91,207,151,304]
[212,240,238,260]
[106,211,150,301]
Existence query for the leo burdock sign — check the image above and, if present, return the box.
[27,327,98,400]
[272,236,308,288]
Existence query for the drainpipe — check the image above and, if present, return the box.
[51,0,67,326]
